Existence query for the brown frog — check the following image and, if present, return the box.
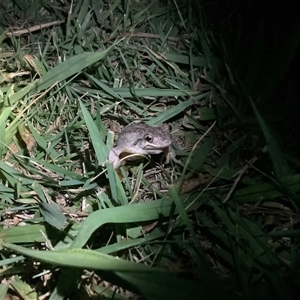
[108,122,176,168]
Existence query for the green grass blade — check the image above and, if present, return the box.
[147,94,210,125]
[9,45,118,104]
[250,99,290,178]
[79,101,108,165]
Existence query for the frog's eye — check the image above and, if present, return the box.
[144,134,154,143]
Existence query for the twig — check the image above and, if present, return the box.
[6,20,64,37]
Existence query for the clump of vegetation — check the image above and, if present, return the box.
[0,0,299,299]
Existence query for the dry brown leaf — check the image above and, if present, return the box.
[177,174,213,194]
[4,142,19,161]
[18,125,36,153]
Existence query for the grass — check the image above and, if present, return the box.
[0,0,300,299]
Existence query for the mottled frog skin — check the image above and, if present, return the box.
[108,122,175,168]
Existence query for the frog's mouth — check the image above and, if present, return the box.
[143,143,170,154]
[144,142,165,150]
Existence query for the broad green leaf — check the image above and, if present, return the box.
[234,174,300,203]
[166,53,208,67]
[39,203,68,230]
[190,138,214,169]
[0,161,34,186]
[5,243,207,300]
[71,193,206,249]
[77,87,201,98]
[0,107,11,158]
[10,276,37,300]
[0,284,8,299]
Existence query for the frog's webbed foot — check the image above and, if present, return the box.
[108,148,121,169]
[163,146,183,166]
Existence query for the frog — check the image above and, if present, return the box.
[108,122,176,169]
